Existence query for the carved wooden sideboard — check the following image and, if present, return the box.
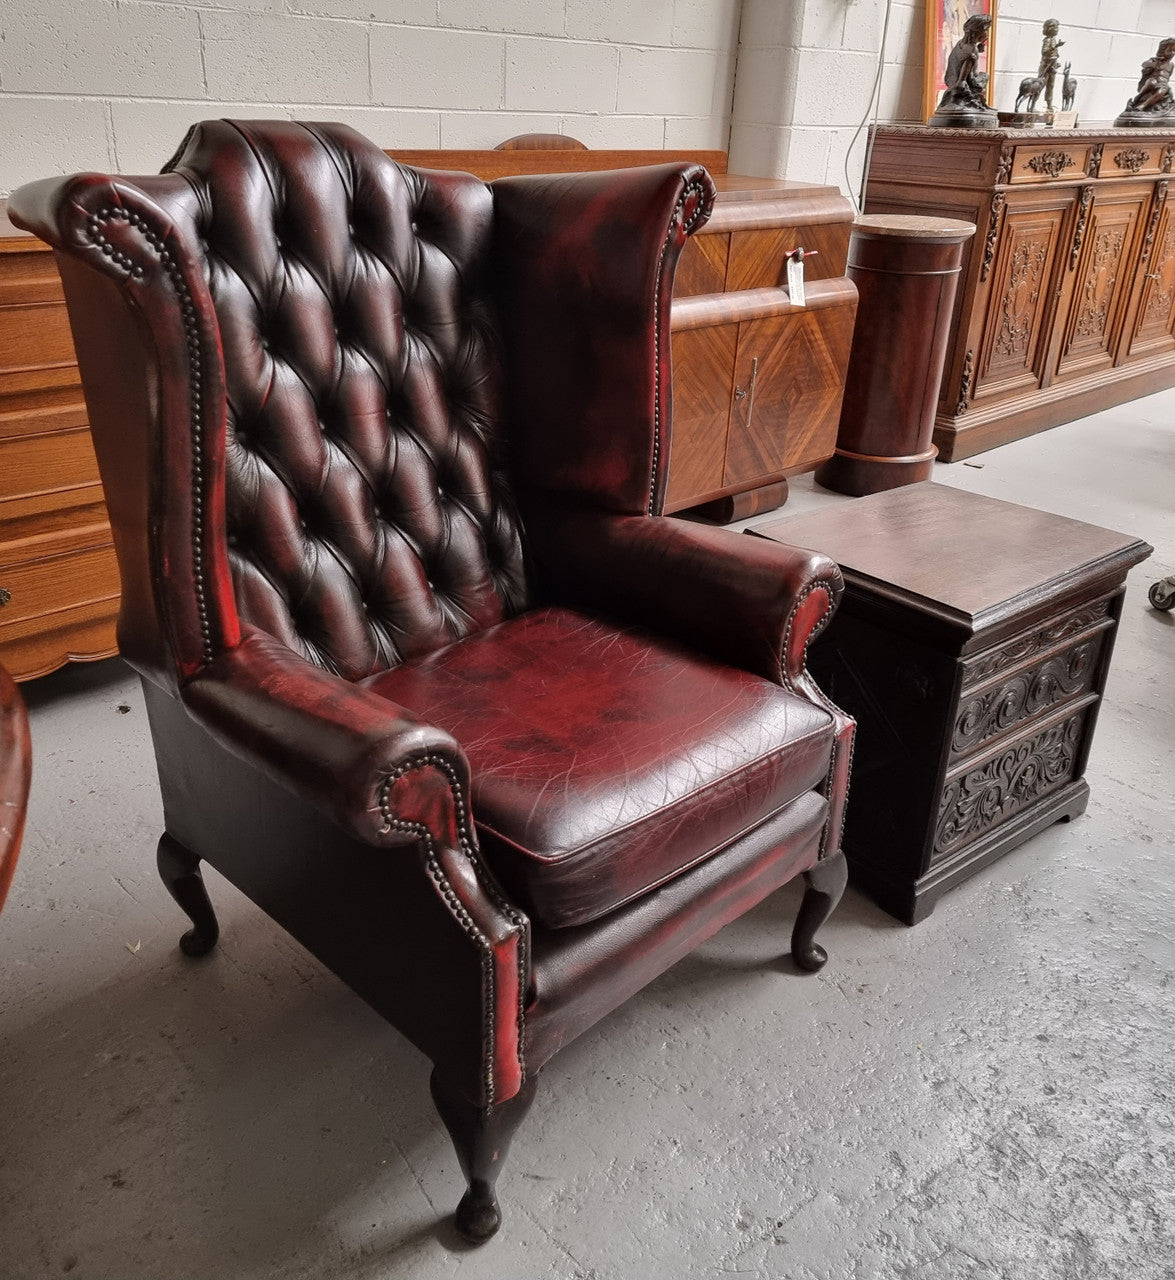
[866,125,1175,460]
[0,209,120,681]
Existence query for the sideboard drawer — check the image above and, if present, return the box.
[1010,144,1090,183]
[0,542,120,632]
[1106,144,1164,177]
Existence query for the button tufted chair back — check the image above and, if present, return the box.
[162,120,527,680]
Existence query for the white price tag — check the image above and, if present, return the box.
[787,250,806,308]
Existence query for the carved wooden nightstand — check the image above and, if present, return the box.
[755,484,1152,923]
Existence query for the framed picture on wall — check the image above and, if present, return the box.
[924,0,999,122]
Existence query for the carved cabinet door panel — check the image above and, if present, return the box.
[974,189,1075,402]
[1124,182,1175,361]
[722,308,852,490]
[1051,183,1150,383]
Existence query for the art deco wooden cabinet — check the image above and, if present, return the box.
[665,176,857,520]
[866,125,1175,460]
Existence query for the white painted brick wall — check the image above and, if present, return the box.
[371,27,506,110]
[504,37,618,114]
[0,0,741,194]
[2,0,1171,200]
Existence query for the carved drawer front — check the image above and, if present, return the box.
[1107,145,1162,177]
[1010,145,1090,183]
[933,706,1089,865]
[960,594,1116,690]
[949,625,1108,766]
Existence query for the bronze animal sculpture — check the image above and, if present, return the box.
[1062,62,1077,112]
[1016,75,1045,113]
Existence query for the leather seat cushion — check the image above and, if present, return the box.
[363,607,833,929]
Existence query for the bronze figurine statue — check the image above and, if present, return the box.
[1037,19,1065,112]
[928,14,998,129]
[1115,38,1175,126]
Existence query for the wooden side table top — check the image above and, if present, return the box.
[756,484,1153,635]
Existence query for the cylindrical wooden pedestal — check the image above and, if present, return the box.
[816,215,975,496]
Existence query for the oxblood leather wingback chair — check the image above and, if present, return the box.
[10,120,854,1242]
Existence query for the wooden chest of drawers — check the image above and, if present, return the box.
[0,212,119,681]
[865,125,1175,460]
[756,484,1152,924]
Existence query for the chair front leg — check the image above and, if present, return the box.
[430,1069,539,1243]
[791,850,847,972]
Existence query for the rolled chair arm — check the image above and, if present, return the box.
[179,625,531,1105]
[526,507,843,687]
[180,626,475,853]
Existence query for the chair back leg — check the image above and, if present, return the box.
[157,832,220,957]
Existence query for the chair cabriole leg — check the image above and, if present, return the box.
[791,849,847,972]
[429,1068,538,1244]
[156,832,220,957]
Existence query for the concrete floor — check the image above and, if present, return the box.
[1,391,1172,1280]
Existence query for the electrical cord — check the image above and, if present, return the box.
[843,0,898,213]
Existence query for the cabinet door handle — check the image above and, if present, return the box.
[1146,271,1162,281]
[0,587,10,608]
[734,357,759,418]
